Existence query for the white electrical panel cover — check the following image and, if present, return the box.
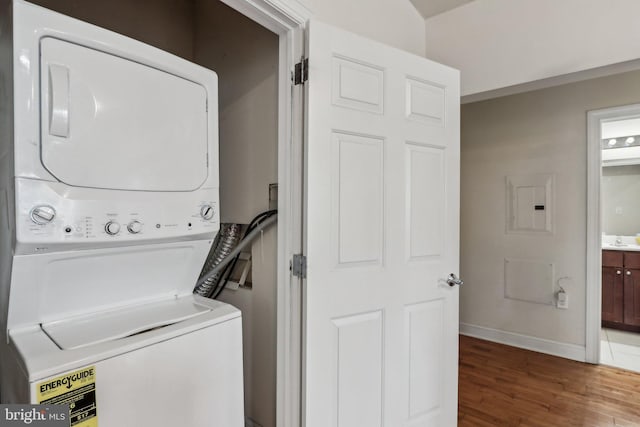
[504,258,555,305]
[506,174,554,234]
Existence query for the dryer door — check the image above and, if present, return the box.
[39,37,209,192]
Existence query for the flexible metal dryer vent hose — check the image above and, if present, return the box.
[194,223,243,298]
[194,214,278,297]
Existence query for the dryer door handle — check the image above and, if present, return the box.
[48,64,70,138]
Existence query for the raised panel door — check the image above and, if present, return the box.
[304,20,460,427]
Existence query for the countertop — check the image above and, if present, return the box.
[602,243,640,252]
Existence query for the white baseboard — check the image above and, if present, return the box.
[460,323,586,362]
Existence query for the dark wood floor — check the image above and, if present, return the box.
[459,335,640,426]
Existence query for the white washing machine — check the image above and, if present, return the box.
[10,296,243,426]
[0,1,244,426]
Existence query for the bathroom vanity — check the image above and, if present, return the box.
[602,248,640,331]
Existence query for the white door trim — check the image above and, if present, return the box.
[221,0,310,33]
[217,1,310,426]
[586,103,640,364]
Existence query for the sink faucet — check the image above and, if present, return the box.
[616,236,623,246]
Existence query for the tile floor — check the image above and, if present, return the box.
[601,327,640,373]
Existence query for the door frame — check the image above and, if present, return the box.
[218,0,309,426]
[586,103,640,363]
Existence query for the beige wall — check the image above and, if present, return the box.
[193,3,279,427]
[32,0,427,62]
[461,70,640,349]
[0,1,16,396]
[312,0,425,56]
[602,165,640,236]
[29,0,195,60]
[194,0,279,223]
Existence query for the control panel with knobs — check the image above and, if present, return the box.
[105,221,121,236]
[30,205,56,225]
[200,205,215,220]
[127,220,143,234]
[15,180,219,254]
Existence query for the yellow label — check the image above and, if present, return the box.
[37,365,98,427]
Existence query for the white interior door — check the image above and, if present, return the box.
[303,21,460,427]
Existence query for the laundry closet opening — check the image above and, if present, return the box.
[29,1,280,426]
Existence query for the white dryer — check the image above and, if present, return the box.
[0,1,244,426]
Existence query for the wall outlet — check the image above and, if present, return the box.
[556,290,568,309]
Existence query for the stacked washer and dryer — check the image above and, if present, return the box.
[0,1,244,426]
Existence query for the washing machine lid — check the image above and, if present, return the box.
[39,37,210,192]
[42,296,214,350]
[10,295,241,382]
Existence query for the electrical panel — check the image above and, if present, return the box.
[506,174,554,234]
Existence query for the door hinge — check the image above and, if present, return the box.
[293,58,308,85]
[291,254,307,278]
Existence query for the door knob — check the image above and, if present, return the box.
[446,273,463,287]
[627,271,632,276]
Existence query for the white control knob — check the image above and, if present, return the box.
[105,221,121,235]
[200,205,215,220]
[30,205,56,225]
[127,220,143,234]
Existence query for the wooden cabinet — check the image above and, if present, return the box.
[602,250,640,331]
[602,251,623,324]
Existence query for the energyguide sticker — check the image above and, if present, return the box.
[36,366,98,427]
